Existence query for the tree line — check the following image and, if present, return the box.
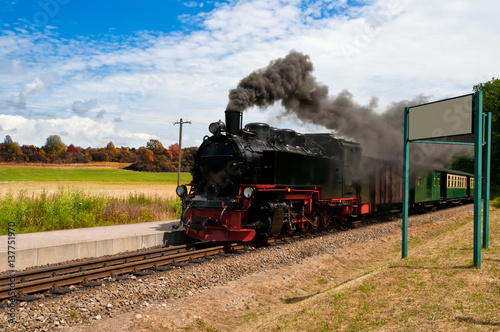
[0,135,198,172]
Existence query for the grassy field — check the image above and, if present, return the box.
[239,206,500,331]
[0,165,191,183]
[0,165,192,234]
[168,205,499,331]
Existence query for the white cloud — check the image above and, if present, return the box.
[10,75,45,109]
[0,0,499,149]
[0,115,157,148]
[70,98,98,116]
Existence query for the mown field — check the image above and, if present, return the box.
[0,165,191,183]
[0,165,192,235]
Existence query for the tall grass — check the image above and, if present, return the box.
[0,189,182,234]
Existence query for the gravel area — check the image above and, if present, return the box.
[0,205,474,331]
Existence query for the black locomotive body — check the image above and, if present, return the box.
[175,110,475,242]
[175,110,370,242]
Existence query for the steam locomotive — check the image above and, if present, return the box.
[175,110,474,242]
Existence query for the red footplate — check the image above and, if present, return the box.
[185,227,256,242]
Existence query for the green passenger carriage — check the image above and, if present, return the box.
[411,169,474,204]
[412,170,441,203]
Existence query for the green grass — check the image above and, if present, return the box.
[0,166,189,234]
[0,166,192,184]
[0,189,182,234]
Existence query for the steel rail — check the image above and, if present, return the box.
[0,243,245,300]
[0,244,196,288]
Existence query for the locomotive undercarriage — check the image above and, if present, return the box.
[180,184,369,242]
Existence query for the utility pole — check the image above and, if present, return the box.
[173,118,192,186]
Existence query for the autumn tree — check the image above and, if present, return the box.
[146,139,165,155]
[0,133,198,170]
[0,135,22,161]
[168,143,180,161]
[43,135,65,155]
[21,145,44,163]
[105,141,117,161]
[67,144,77,153]
[106,141,116,150]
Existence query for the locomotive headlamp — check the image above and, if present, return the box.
[176,185,187,197]
[243,186,256,199]
[209,120,226,135]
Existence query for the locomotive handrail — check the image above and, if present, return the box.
[219,206,228,227]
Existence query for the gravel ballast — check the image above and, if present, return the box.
[1,205,474,331]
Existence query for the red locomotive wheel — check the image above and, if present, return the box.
[321,214,330,228]
[300,219,309,231]
[307,213,319,230]
[285,220,294,234]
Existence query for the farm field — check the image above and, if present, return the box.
[0,165,191,199]
[0,164,191,183]
[0,165,192,234]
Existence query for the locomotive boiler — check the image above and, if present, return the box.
[175,110,370,242]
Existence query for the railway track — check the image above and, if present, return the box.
[0,242,246,301]
[0,221,348,301]
[0,204,454,302]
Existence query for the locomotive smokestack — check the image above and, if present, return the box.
[225,109,242,135]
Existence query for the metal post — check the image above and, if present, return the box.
[483,112,491,249]
[173,118,192,187]
[402,107,410,258]
[473,91,483,267]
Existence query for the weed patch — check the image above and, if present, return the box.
[0,189,181,234]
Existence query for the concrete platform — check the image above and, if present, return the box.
[0,220,188,273]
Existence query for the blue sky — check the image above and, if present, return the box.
[0,0,498,149]
[3,0,222,37]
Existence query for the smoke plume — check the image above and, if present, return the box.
[227,50,472,166]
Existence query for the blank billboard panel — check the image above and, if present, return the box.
[408,94,473,141]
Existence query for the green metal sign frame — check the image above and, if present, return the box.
[402,91,490,268]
